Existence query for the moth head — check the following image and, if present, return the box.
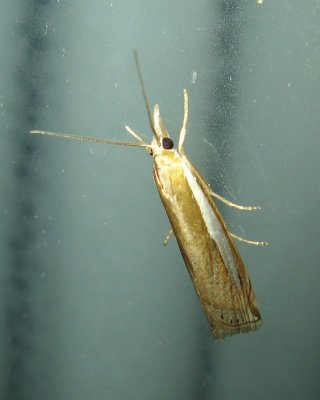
[153,104,170,142]
[162,137,174,150]
[151,104,176,155]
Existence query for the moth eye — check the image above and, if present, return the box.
[162,137,174,150]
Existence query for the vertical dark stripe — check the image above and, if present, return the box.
[210,0,245,150]
[4,2,52,399]
[197,1,246,399]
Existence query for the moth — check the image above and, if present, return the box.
[31,52,266,338]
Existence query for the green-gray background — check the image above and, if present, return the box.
[0,1,319,399]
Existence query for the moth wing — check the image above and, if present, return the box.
[182,158,261,338]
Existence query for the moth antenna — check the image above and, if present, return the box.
[133,50,158,142]
[30,130,151,149]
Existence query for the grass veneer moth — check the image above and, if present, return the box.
[31,52,266,339]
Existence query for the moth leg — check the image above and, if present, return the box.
[185,158,261,211]
[163,228,174,246]
[230,232,268,246]
[125,125,146,144]
[178,90,189,155]
[208,188,261,211]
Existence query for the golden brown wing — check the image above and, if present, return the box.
[153,152,261,338]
